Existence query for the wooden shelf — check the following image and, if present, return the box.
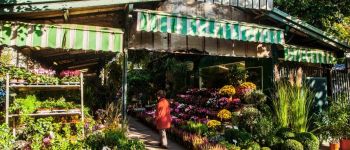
[9,112,81,117]
[10,84,80,91]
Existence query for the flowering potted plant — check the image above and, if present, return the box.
[236,82,257,98]
[60,70,80,85]
[218,85,236,97]
[207,119,222,132]
[217,109,232,122]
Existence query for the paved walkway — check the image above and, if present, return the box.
[127,116,186,150]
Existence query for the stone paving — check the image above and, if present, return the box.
[127,116,186,150]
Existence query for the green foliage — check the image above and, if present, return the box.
[277,128,296,140]
[24,117,55,137]
[85,132,105,150]
[10,95,39,123]
[0,124,15,149]
[274,81,290,128]
[227,64,248,86]
[239,106,261,133]
[313,94,350,142]
[329,17,350,45]
[125,139,146,150]
[261,147,271,150]
[265,136,283,149]
[10,95,39,113]
[243,141,260,150]
[85,128,146,150]
[243,90,267,105]
[295,132,319,150]
[219,140,241,150]
[224,129,253,146]
[181,121,209,135]
[253,115,274,139]
[275,0,350,46]
[273,81,314,132]
[127,69,152,103]
[51,134,72,150]
[282,139,304,150]
[289,86,314,132]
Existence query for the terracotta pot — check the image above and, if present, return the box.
[330,143,340,150]
[36,108,51,114]
[341,139,350,150]
[10,79,18,83]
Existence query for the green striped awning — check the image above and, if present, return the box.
[0,21,123,52]
[136,9,285,45]
[284,45,337,64]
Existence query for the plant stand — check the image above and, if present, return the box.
[5,73,85,137]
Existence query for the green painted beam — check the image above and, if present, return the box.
[0,0,161,14]
[268,8,350,51]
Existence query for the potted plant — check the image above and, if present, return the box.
[314,94,349,150]
[37,101,53,114]
[68,104,80,113]
[60,70,80,85]
[51,98,69,112]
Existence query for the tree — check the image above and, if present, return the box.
[275,0,350,45]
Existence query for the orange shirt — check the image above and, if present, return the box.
[155,98,172,129]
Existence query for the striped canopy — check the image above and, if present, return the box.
[0,21,123,52]
[136,9,285,45]
[284,45,337,64]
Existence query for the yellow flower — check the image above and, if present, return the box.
[219,85,236,96]
[217,109,232,120]
[207,120,221,128]
[240,82,257,90]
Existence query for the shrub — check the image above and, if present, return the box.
[224,129,252,146]
[253,116,274,139]
[85,132,105,150]
[261,147,271,150]
[277,128,295,140]
[282,139,304,150]
[244,90,267,104]
[265,135,283,149]
[239,106,261,133]
[243,141,260,150]
[0,124,15,149]
[85,129,145,150]
[104,128,128,147]
[295,132,319,150]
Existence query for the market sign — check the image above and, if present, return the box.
[284,45,337,64]
[0,21,123,52]
[136,10,285,45]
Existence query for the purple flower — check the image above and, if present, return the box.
[85,123,90,129]
[199,118,209,124]
[43,137,51,145]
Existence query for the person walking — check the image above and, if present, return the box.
[155,90,171,149]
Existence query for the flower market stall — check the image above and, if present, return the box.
[0,6,148,148]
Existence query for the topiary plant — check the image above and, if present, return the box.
[265,135,283,149]
[277,128,296,140]
[295,132,319,150]
[243,141,260,150]
[282,139,304,150]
